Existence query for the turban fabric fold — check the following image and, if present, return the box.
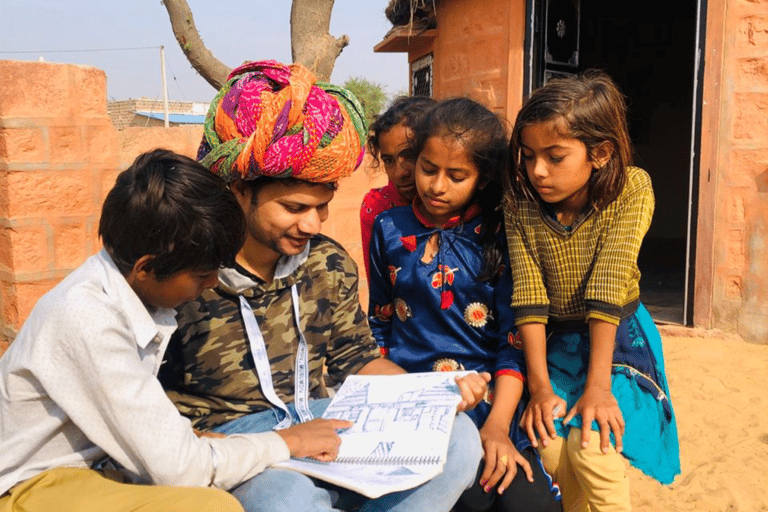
[197,60,367,184]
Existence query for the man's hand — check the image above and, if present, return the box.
[455,372,491,412]
[276,418,354,462]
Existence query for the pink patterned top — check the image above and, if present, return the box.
[360,182,410,281]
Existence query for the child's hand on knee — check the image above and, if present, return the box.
[563,385,625,454]
[520,389,566,448]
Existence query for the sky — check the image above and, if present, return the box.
[0,0,409,103]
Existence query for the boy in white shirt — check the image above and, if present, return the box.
[0,149,351,512]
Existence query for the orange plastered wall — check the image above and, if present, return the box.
[0,60,383,355]
[699,0,768,342]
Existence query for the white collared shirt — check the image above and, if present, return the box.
[0,250,289,495]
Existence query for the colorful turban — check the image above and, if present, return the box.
[197,60,367,184]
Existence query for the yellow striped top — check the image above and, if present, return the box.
[504,166,654,326]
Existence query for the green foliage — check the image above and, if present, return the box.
[343,77,388,128]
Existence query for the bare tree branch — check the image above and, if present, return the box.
[161,0,232,90]
[290,0,349,81]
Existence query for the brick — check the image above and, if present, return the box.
[737,15,768,50]
[1,279,19,329]
[84,122,119,165]
[52,220,90,270]
[0,227,13,272]
[727,229,746,269]
[49,126,83,164]
[0,170,8,218]
[726,275,743,299]
[0,61,72,118]
[737,57,768,90]
[73,66,108,117]
[0,127,47,163]
[7,169,94,217]
[733,93,768,141]
[8,223,50,274]
[728,195,746,223]
[727,149,768,187]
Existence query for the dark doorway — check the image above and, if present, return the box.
[525,0,701,324]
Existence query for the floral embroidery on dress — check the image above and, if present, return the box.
[464,302,491,328]
[432,358,465,372]
[400,235,417,252]
[442,265,458,285]
[440,290,455,309]
[628,317,646,347]
[394,298,412,321]
[374,303,394,321]
[508,331,523,349]
[388,265,401,285]
[431,265,459,288]
[474,224,482,235]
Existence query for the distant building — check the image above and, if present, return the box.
[107,98,208,129]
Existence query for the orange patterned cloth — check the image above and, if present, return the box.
[198,60,366,184]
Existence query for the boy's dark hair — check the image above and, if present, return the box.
[411,97,510,282]
[507,69,631,213]
[99,149,246,279]
[367,95,437,164]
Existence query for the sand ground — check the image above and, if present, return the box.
[627,326,768,512]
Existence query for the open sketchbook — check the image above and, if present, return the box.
[272,371,469,498]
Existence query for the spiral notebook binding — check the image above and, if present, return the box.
[334,455,442,465]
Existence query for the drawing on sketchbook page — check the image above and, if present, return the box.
[326,377,460,436]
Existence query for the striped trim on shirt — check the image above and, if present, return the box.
[504,166,654,326]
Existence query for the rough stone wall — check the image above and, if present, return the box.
[428,0,525,122]
[0,60,383,356]
[0,61,120,354]
[707,0,768,343]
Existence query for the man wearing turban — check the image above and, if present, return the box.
[159,61,487,512]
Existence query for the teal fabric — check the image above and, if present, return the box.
[547,303,681,484]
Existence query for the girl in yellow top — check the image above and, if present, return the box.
[503,70,680,512]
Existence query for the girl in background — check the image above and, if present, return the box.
[360,96,436,280]
[368,97,561,512]
[504,70,680,511]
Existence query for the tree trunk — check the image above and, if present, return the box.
[290,0,349,81]
[161,0,232,90]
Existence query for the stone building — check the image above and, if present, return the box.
[375,0,768,343]
[107,98,207,129]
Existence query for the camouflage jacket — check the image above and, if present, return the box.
[160,235,380,430]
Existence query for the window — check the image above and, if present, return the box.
[411,54,433,97]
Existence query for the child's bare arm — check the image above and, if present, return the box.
[519,322,567,447]
[480,374,533,494]
[562,318,625,453]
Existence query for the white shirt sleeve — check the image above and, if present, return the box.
[33,291,289,488]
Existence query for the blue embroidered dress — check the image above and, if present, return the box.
[367,202,530,452]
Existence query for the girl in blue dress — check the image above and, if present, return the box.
[368,98,561,512]
[504,70,680,511]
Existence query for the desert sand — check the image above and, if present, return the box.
[628,326,768,512]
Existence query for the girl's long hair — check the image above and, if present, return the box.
[412,97,509,282]
[506,69,632,213]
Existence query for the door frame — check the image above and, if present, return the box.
[521,0,708,325]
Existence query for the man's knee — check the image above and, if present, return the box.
[446,414,483,487]
[231,468,333,512]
